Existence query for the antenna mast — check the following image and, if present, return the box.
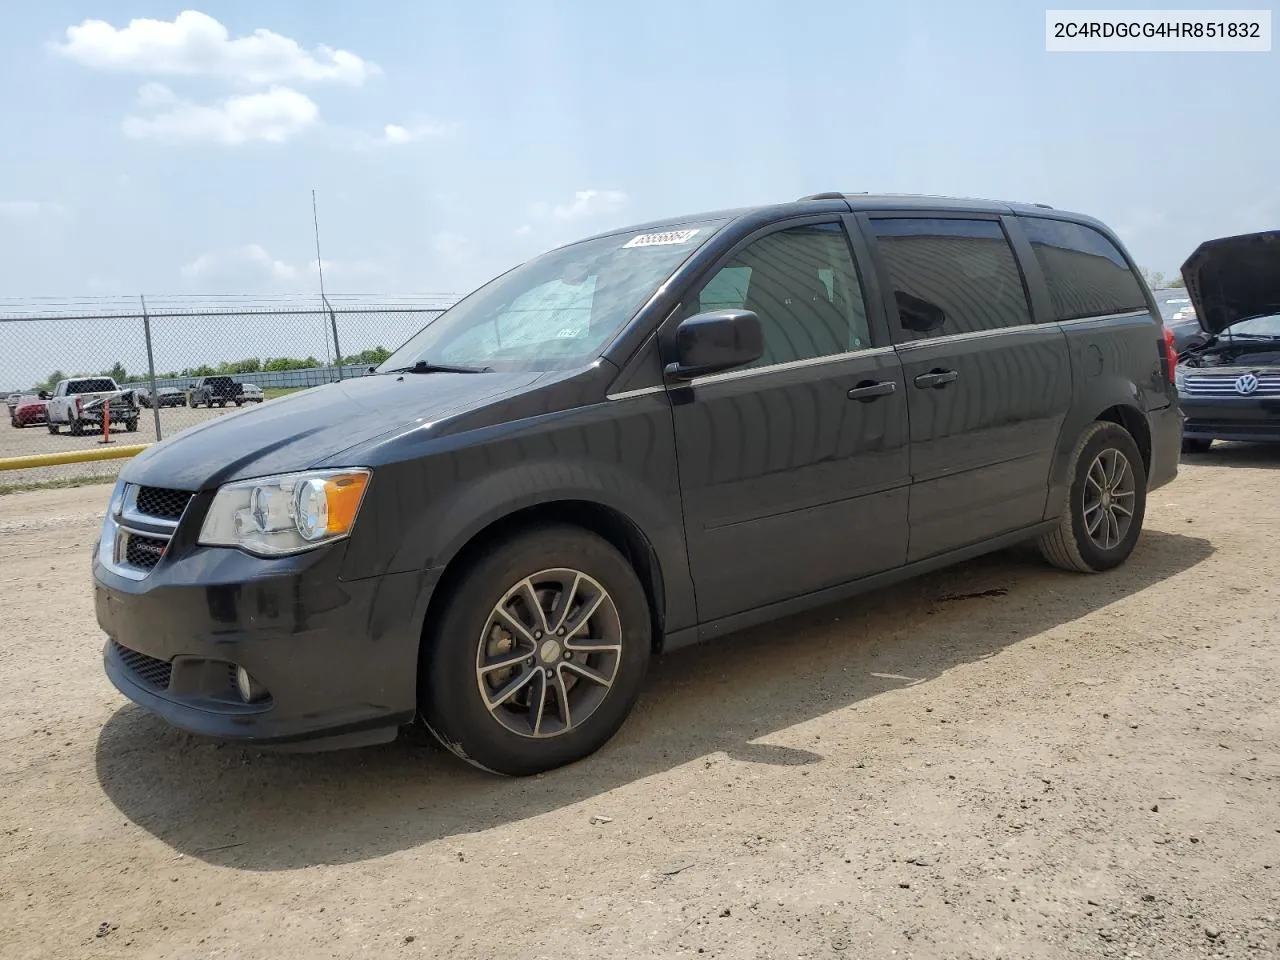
[312,189,343,380]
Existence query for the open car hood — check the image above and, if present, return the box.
[1181,230,1280,336]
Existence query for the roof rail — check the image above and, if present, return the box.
[1032,202,1054,209]
[798,192,849,201]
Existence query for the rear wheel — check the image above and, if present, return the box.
[47,422,58,434]
[1182,437,1212,454]
[125,419,137,433]
[1038,421,1147,573]
[421,525,652,776]
[68,418,82,437]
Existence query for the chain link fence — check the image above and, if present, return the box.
[0,299,451,490]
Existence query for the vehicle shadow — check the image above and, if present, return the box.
[1182,442,1280,470]
[95,528,1212,871]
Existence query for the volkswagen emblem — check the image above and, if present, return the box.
[1235,373,1260,395]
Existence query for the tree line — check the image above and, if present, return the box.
[37,347,394,393]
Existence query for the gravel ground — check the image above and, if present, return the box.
[1,446,1278,960]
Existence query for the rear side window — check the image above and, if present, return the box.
[1020,217,1147,321]
[869,218,1032,338]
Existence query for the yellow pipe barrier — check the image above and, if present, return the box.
[0,443,152,472]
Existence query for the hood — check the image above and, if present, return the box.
[122,370,544,491]
[1181,230,1280,335]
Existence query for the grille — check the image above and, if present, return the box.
[124,533,168,569]
[112,640,172,690]
[135,486,193,520]
[1183,373,1280,398]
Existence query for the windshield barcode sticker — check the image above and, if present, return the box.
[623,229,700,248]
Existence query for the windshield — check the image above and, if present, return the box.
[378,221,726,373]
[1225,314,1280,338]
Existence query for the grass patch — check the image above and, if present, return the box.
[263,387,305,400]
[0,474,118,496]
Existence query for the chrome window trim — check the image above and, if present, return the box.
[1057,309,1151,327]
[685,345,896,388]
[893,321,1051,352]
[605,385,666,401]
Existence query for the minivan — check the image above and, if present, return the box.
[94,194,1182,775]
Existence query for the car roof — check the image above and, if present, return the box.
[576,193,1110,244]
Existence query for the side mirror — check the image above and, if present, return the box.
[664,310,763,381]
[38,390,49,400]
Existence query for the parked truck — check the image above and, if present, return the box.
[189,376,245,408]
[44,377,139,435]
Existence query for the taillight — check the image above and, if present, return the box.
[76,396,83,413]
[1161,326,1177,384]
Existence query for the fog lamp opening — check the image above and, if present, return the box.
[235,667,269,704]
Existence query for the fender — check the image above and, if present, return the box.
[1047,311,1163,513]
[338,393,698,634]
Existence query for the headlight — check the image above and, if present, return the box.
[198,469,371,556]
[1174,365,1187,391]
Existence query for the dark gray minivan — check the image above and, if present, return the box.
[95,194,1181,775]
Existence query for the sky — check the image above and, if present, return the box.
[0,2,1276,385]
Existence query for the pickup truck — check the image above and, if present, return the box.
[189,376,245,408]
[44,377,139,436]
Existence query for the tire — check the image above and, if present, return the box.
[48,423,58,435]
[1038,421,1147,574]
[125,420,137,433]
[10,417,18,429]
[1182,437,1212,454]
[68,418,82,437]
[217,400,226,408]
[421,525,652,776]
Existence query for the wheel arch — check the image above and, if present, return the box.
[1047,397,1153,518]
[419,498,669,669]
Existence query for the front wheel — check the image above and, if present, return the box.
[421,525,652,776]
[125,420,137,433]
[1038,421,1147,573]
[47,423,58,435]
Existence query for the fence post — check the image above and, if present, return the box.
[140,295,163,441]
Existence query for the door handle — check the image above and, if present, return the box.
[913,369,959,389]
[846,380,897,401]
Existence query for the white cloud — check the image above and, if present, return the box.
[54,10,377,85]
[123,86,319,144]
[182,244,297,282]
[430,232,470,265]
[550,189,628,220]
[343,120,454,150]
[0,201,70,219]
[135,81,178,108]
[307,258,387,279]
[513,224,533,237]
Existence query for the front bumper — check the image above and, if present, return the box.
[1179,395,1280,443]
[94,543,439,749]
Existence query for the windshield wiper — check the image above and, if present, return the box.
[381,361,493,375]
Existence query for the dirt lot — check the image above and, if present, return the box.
[2,448,1278,960]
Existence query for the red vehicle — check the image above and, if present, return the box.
[10,396,48,428]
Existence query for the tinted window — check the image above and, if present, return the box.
[689,222,872,367]
[1020,217,1147,321]
[68,378,117,393]
[870,218,1031,338]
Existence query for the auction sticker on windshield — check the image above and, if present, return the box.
[622,229,701,248]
